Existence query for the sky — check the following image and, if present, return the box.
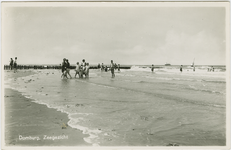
[2,3,227,65]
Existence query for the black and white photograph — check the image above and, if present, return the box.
[1,1,230,149]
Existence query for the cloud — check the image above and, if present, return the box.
[154,30,225,65]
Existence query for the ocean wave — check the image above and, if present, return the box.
[68,114,102,146]
[201,80,226,84]
[128,65,226,73]
[129,66,151,72]
[188,85,225,95]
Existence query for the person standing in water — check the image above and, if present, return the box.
[97,63,101,70]
[151,64,154,72]
[65,59,72,79]
[101,63,104,71]
[80,59,86,78]
[211,66,214,72]
[13,57,17,73]
[85,63,90,78]
[118,64,120,72]
[61,58,67,78]
[10,58,13,70]
[180,65,183,72]
[75,62,80,78]
[110,60,115,78]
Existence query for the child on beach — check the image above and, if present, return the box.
[75,62,80,78]
[14,57,17,73]
[110,60,115,78]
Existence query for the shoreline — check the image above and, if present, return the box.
[3,69,226,147]
[4,87,90,146]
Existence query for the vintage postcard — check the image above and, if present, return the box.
[1,1,230,150]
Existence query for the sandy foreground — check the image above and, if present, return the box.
[3,70,90,146]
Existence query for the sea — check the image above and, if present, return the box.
[4,65,227,146]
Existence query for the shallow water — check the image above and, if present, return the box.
[4,67,226,146]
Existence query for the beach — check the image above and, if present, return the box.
[4,71,90,146]
[3,66,226,146]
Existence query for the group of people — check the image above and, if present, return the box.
[98,62,120,73]
[61,58,90,79]
[208,66,215,72]
[99,60,117,78]
[61,59,117,79]
[9,57,17,73]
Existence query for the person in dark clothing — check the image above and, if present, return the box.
[14,57,17,73]
[10,58,13,70]
[61,58,68,78]
[180,65,183,72]
[65,59,72,79]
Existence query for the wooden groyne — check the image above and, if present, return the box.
[3,65,131,70]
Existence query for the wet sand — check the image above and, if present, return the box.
[4,70,90,146]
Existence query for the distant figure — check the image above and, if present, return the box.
[14,57,17,73]
[114,63,117,70]
[101,63,104,71]
[151,64,154,72]
[193,66,195,72]
[118,64,120,72]
[105,66,108,72]
[10,58,13,70]
[97,63,101,69]
[211,66,214,72]
[75,62,80,78]
[110,60,115,78]
[180,65,183,72]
